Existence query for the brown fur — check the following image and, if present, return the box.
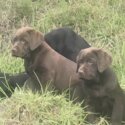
[11,27,84,102]
[76,47,125,125]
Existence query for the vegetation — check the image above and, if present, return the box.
[0,0,124,124]
[0,90,86,125]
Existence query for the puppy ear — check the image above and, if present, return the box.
[96,49,112,72]
[28,29,44,50]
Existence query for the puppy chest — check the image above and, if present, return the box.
[85,85,107,97]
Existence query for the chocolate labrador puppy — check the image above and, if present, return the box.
[11,27,84,102]
[76,47,125,125]
[2,28,89,97]
[3,28,89,97]
[44,27,90,62]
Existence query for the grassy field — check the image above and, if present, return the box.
[0,0,125,124]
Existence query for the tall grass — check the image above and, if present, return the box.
[0,90,86,125]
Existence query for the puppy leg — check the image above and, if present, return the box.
[23,78,41,92]
[70,84,84,103]
[84,102,99,124]
[111,95,124,125]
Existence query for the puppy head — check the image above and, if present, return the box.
[11,27,44,58]
[76,47,112,80]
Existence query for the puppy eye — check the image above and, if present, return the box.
[88,62,93,65]
[20,40,26,44]
[86,59,94,65]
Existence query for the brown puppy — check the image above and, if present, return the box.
[76,47,125,125]
[11,27,84,102]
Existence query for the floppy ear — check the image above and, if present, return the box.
[96,49,112,72]
[28,29,44,50]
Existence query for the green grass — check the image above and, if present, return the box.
[0,0,125,124]
[0,89,85,125]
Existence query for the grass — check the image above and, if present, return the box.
[0,89,86,125]
[0,0,125,124]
